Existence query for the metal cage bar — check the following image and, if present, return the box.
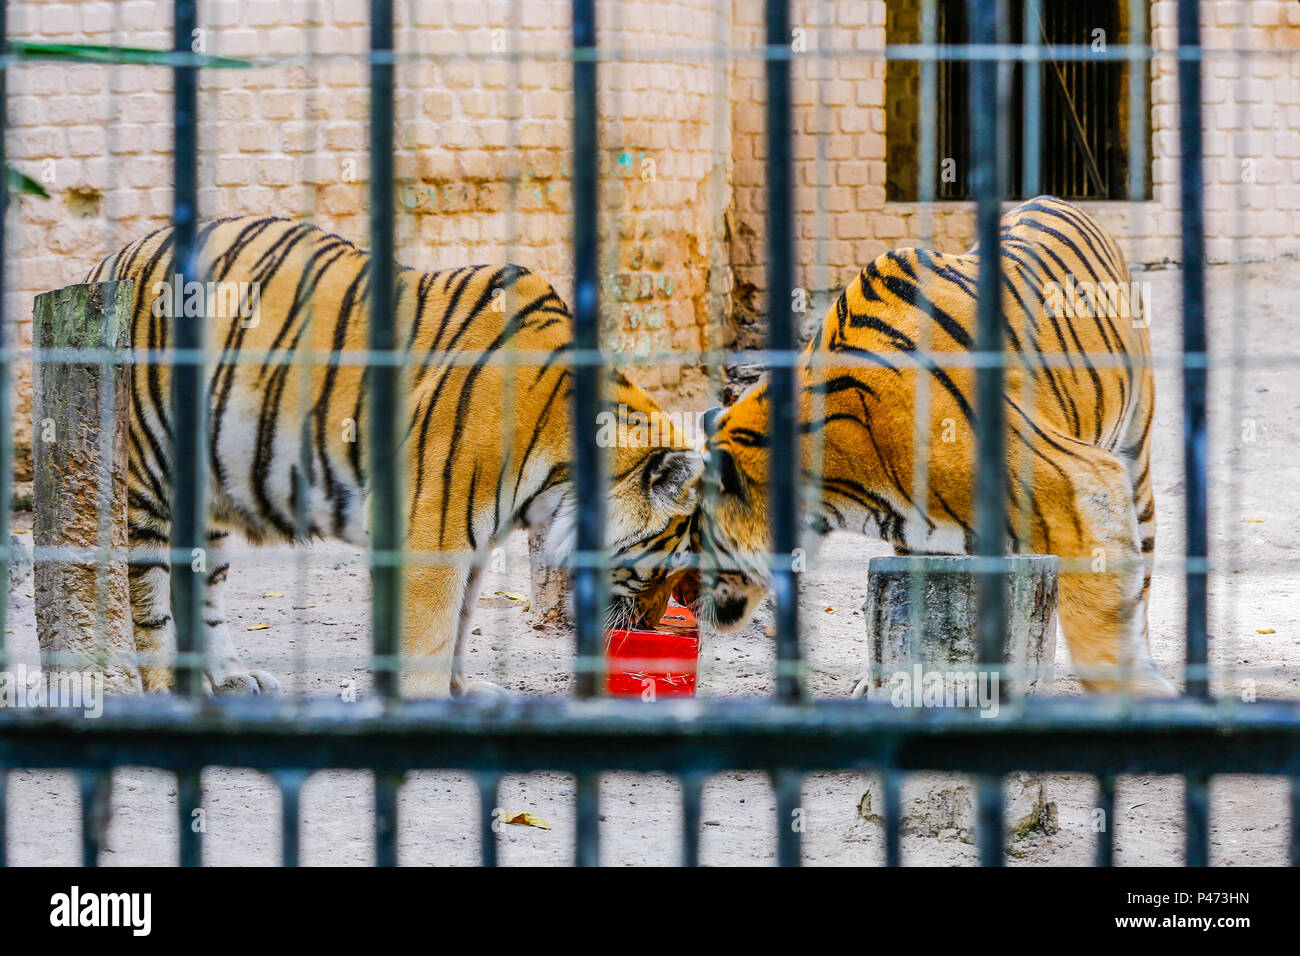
[367,0,401,701]
[169,0,205,698]
[967,0,1008,683]
[0,0,1292,871]
[1177,0,1209,700]
[765,0,802,708]
[571,0,606,708]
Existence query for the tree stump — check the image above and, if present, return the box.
[32,281,141,693]
[857,554,1058,699]
[528,529,571,628]
[855,554,1059,848]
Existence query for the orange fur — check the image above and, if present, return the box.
[695,197,1170,695]
[87,217,700,697]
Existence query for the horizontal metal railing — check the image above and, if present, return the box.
[1,696,1299,867]
[0,0,1294,870]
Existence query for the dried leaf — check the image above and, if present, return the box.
[1243,517,1266,523]
[496,591,529,603]
[1256,628,1276,634]
[501,812,551,830]
[262,591,285,598]
[247,623,271,631]
[824,606,836,613]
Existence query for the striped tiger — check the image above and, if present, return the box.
[86,216,701,698]
[690,196,1173,695]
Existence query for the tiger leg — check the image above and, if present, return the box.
[449,556,509,700]
[1121,381,1160,692]
[399,560,464,698]
[199,530,279,695]
[128,506,177,693]
[1032,439,1173,695]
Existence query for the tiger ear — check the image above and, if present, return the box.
[648,449,703,502]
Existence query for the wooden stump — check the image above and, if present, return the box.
[32,281,141,693]
[856,554,1060,848]
[528,529,571,628]
[858,554,1059,698]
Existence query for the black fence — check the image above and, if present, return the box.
[0,0,1298,868]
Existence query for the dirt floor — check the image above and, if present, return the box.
[4,259,1299,865]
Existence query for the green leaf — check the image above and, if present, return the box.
[6,166,49,198]
[5,40,250,69]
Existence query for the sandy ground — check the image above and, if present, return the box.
[3,259,1299,866]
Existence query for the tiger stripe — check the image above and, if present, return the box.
[88,216,701,697]
[694,197,1170,696]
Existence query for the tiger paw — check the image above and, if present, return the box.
[452,675,510,701]
[205,665,280,695]
[849,672,872,699]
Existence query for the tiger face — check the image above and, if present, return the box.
[604,443,703,629]
[689,403,782,632]
[545,379,704,631]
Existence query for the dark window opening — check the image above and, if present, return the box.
[886,0,1147,202]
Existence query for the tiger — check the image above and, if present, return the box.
[85,216,701,698]
[685,196,1174,696]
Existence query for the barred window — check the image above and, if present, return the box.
[886,0,1149,201]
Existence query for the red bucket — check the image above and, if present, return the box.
[605,600,700,698]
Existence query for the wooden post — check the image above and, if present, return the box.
[857,554,1058,698]
[855,555,1060,848]
[32,281,141,693]
[527,529,571,628]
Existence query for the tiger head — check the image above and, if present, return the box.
[679,388,834,632]
[689,401,776,631]
[546,372,704,631]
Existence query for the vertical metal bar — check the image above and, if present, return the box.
[1095,773,1115,867]
[574,773,600,867]
[773,769,802,867]
[368,0,401,700]
[1184,772,1209,866]
[78,771,111,867]
[170,0,204,697]
[968,0,1007,682]
[477,773,501,868]
[571,0,605,701]
[882,771,902,867]
[0,771,6,867]
[570,0,604,858]
[275,771,305,867]
[908,0,938,683]
[1177,0,1208,699]
[976,774,1003,867]
[1021,0,1042,196]
[1290,776,1300,868]
[374,771,400,867]
[177,770,202,867]
[681,773,703,868]
[766,0,801,703]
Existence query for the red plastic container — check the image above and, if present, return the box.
[605,600,700,698]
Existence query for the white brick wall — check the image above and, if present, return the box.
[5,0,1298,471]
[730,0,1300,334]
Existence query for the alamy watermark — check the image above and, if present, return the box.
[0,665,103,718]
[1043,274,1151,325]
[886,664,1000,718]
[596,404,707,448]
[151,274,261,326]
